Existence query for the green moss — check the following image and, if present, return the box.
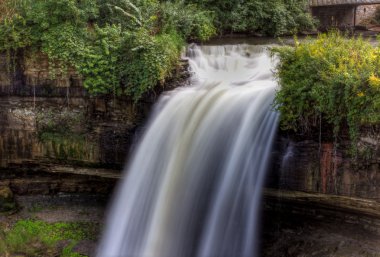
[39,132,95,161]
[0,186,16,213]
[0,220,98,257]
[27,203,44,213]
[35,108,96,161]
[61,242,87,257]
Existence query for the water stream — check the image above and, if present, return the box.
[98,44,279,257]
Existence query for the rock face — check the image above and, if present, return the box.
[264,135,380,256]
[0,50,189,186]
[268,135,380,199]
[0,169,117,196]
[261,189,380,257]
[264,189,380,234]
[0,96,145,171]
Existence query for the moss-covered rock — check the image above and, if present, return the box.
[0,186,16,213]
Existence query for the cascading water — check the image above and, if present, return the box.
[98,44,279,257]
[279,141,295,189]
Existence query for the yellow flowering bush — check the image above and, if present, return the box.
[369,74,380,88]
[272,32,380,147]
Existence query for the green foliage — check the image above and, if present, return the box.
[120,29,184,99]
[0,14,31,51]
[0,220,94,257]
[79,24,124,94]
[0,0,315,100]
[159,1,216,41]
[272,32,380,148]
[39,132,92,161]
[0,0,214,101]
[61,242,87,257]
[97,0,160,31]
[185,0,315,36]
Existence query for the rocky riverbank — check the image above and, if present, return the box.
[261,189,380,257]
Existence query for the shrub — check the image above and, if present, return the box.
[97,0,159,31]
[185,0,315,36]
[272,32,380,148]
[0,15,31,52]
[119,29,184,99]
[159,1,216,41]
[0,0,214,101]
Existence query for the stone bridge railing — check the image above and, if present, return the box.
[310,0,380,6]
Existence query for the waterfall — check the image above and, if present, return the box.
[279,141,295,190]
[97,44,279,257]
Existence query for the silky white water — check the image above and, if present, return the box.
[98,44,279,257]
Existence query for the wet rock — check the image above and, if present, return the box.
[264,189,380,234]
[0,186,16,212]
[268,136,380,199]
[55,240,71,253]
[0,50,189,177]
[5,170,117,196]
[73,240,97,256]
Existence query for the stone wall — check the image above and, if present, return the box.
[311,4,380,29]
[357,4,380,25]
[311,5,356,29]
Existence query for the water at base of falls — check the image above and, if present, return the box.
[97,44,279,257]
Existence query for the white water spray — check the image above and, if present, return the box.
[98,44,279,257]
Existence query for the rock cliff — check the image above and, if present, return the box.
[0,50,188,194]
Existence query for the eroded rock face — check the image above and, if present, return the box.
[264,135,380,256]
[264,189,380,234]
[261,189,380,257]
[1,170,117,196]
[0,186,16,212]
[268,136,380,199]
[0,50,189,181]
[0,50,138,173]
[261,211,380,257]
[0,96,143,171]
